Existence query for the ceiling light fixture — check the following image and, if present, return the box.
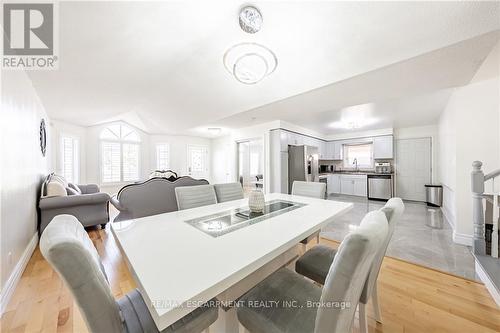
[239,6,263,34]
[207,127,222,135]
[223,42,277,84]
[223,5,277,85]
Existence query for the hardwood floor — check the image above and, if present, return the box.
[1,228,499,333]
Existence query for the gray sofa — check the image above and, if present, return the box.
[39,175,110,234]
[110,176,209,221]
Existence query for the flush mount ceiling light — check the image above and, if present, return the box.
[207,127,222,135]
[239,6,263,34]
[223,42,277,84]
[329,118,379,130]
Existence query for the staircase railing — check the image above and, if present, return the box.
[471,161,500,257]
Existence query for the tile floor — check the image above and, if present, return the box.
[322,194,478,280]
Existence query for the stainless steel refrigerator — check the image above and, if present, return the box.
[288,145,319,194]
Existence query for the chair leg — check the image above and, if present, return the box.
[316,233,320,244]
[372,284,382,323]
[359,303,368,333]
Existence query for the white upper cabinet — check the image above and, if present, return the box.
[318,141,326,158]
[333,141,343,160]
[373,135,394,159]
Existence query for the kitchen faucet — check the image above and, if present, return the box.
[353,158,358,172]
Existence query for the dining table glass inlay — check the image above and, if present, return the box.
[184,199,307,237]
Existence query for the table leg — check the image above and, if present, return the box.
[210,306,239,333]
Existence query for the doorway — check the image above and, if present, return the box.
[237,139,264,196]
[187,144,209,179]
[395,137,432,201]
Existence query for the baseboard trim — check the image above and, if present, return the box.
[453,231,473,246]
[0,233,38,315]
[475,259,500,307]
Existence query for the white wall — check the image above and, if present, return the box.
[210,136,232,184]
[438,41,500,245]
[1,69,51,311]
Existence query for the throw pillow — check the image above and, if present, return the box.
[68,182,82,194]
[46,181,68,197]
[66,187,79,196]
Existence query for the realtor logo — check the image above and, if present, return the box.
[2,2,58,69]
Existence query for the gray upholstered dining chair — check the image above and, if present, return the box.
[175,184,217,210]
[295,198,405,333]
[291,181,326,199]
[40,215,218,333]
[291,181,327,248]
[237,210,389,333]
[214,183,244,203]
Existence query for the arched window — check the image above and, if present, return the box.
[100,123,141,183]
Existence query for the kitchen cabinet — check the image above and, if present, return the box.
[353,177,368,196]
[320,141,343,160]
[373,135,393,159]
[318,141,326,159]
[327,174,341,194]
[341,177,354,195]
[322,142,334,159]
[339,174,367,197]
[333,141,343,160]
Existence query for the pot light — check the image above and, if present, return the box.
[223,43,277,84]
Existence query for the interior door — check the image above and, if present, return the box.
[395,138,431,201]
[187,145,209,179]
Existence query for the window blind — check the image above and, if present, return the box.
[156,144,170,170]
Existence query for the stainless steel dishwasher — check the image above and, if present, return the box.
[367,174,393,200]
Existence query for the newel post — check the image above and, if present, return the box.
[471,161,486,255]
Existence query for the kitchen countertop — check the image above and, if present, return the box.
[319,171,394,176]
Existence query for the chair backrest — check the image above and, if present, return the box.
[360,197,405,303]
[175,184,217,210]
[291,181,326,199]
[314,210,388,333]
[114,177,209,221]
[39,215,123,333]
[214,183,244,203]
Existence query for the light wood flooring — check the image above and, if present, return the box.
[1,227,499,333]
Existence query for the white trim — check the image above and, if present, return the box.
[452,231,473,246]
[475,260,500,307]
[0,233,38,314]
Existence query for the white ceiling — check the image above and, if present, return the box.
[213,31,499,134]
[27,1,500,136]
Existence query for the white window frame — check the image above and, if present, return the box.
[155,143,170,171]
[343,143,374,169]
[60,134,79,183]
[99,124,141,184]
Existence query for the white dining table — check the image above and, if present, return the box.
[111,193,352,332]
